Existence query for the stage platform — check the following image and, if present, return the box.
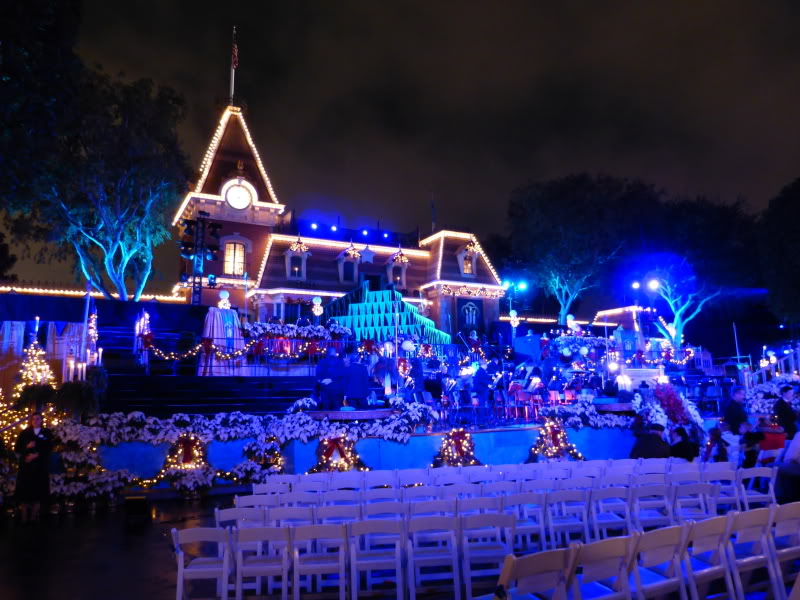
[97,423,641,479]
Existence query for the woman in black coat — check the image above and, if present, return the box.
[775,385,798,439]
[670,426,700,462]
[14,413,53,522]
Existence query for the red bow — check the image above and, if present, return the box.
[363,340,376,354]
[201,337,214,354]
[323,438,347,460]
[450,430,469,457]
[253,339,266,356]
[139,332,154,349]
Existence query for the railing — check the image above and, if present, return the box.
[745,347,800,387]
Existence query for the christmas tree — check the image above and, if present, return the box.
[431,428,482,467]
[13,339,57,399]
[526,418,584,462]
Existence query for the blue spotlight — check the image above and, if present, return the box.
[383,232,389,238]
[331,225,338,232]
[502,281,511,290]
[362,229,368,236]
[310,223,318,230]
[517,281,528,291]
[631,281,641,290]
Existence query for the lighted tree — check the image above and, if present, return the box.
[508,174,661,324]
[650,261,720,349]
[526,418,584,462]
[13,340,57,399]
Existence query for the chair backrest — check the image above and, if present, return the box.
[637,458,669,474]
[557,476,594,490]
[572,465,604,479]
[215,507,265,528]
[397,468,429,487]
[729,506,773,545]
[316,504,361,523]
[280,491,320,506]
[252,482,290,495]
[461,512,515,546]
[482,481,518,496]
[544,466,571,480]
[457,496,500,514]
[596,473,631,488]
[772,501,800,539]
[409,499,456,517]
[172,526,229,551]
[321,490,361,505]
[433,471,468,486]
[265,474,299,485]
[363,487,400,503]
[667,472,701,484]
[440,482,481,499]
[590,486,629,505]
[235,494,278,509]
[574,534,636,590]
[267,506,315,526]
[521,480,554,493]
[363,500,408,520]
[350,518,404,538]
[292,481,328,493]
[407,515,459,541]
[702,468,737,484]
[635,524,687,568]
[633,473,667,486]
[757,448,783,465]
[402,485,440,502]
[235,526,290,546]
[328,472,365,490]
[301,472,330,484]
[703,461,734,472]
[610,459,639,468]
[502,492,548,514]
[364,470,397,488]
[293,523,347,545]
[548,489,587,506]
[670,462,700,474]
[469,469,502,484]
[686,515,731,556]
[499,546,576,596]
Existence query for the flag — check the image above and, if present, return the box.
[231,27,239,70]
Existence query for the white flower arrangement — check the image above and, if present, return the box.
[165,465,217,493]
[746,374,800,414]
[552,335,607,355]
[542,398,634,430]
[242,322,353,340]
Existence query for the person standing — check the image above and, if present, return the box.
[669,426,699,462]
[14,413,53,523]
[316,347,345,411]
[774,385,798,439]
[722,386,749,434]
[471,359,492,426]
[343,354,371,409]
[630,423,671,459]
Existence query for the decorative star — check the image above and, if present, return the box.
[360,245,375,264]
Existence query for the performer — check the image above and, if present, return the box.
[316,347,345,410]
[472,359,492,426]
[343,354,370,409]
[15,412,53,523]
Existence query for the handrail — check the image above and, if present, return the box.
[745,347,800,387]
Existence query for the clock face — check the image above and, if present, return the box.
[225,184,252,210]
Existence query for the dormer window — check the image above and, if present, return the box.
[336,243,361,284]
[385,247,409,288]
[457,240,480,278]
[285,237,311,281]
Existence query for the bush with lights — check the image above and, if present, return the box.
[431,428,482,468]
[307,437,370,473]
[526,418,584,462]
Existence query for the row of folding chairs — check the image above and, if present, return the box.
[239,466,777,514]
[225,480,776,554]
[253,458,738,492]
[175,502,800,600]
[175,512,518,600]
[488,503,800,600]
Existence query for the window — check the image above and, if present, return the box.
[342,261,356,283]
[463,259,473,275]
[224,242,246,275]
[392,266,403,285]
[289,256,304,278]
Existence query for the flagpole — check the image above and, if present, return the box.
[229,26,237,105]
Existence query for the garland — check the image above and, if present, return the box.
[431,428,481,467]
[307,437,370,473]
[526,418,584,462]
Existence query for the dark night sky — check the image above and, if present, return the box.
[15,1,800,285]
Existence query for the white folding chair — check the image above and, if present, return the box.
[364,469,397,489]
[316,504,361,525]
[502,491,548,552]
[402,485,440,502]
[725,507,783,600]
[682,515,736,600]
[461,513,515,600]
[556,476,594,490]
[589,487,633,539]
[433,471,468,486]
[481,481,518,497]
[349,519,404,600]
[363,487,401,503]
[701,468,740,510]
[492,546,577,599]
[461,465,488,477]
[632,473,667,486]
[252,481,290,495]
[406,516,461,600]
[457,496,501,516]
[629,524,689,600]
[292,523,347,600]
[234,494,278,509]
[671,482,719,523]
[320,490,361,505]
[546,489,590,548]
[233,526,290,600]
[469,469,502,484]
[756,448,783,467]
[667,471,702,485]
[738,466,777,509]
[363,500,408,521]
[670,462,701,475]
[172,526,232,600]
[631,484,674,530]
[521,479,554,493]
[771,501,800,598]
[595,473,631,488]
[263,474,298,485]
[637,458,669,474]
[702,461,734,473]
[571,534,638,600]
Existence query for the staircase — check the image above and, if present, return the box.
[745,347,800,387]
[329,288,451,344]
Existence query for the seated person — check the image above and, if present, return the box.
[630,423,671,459]
[670,426,699,462]
[703,427,729,463]
[740,421,764,469]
